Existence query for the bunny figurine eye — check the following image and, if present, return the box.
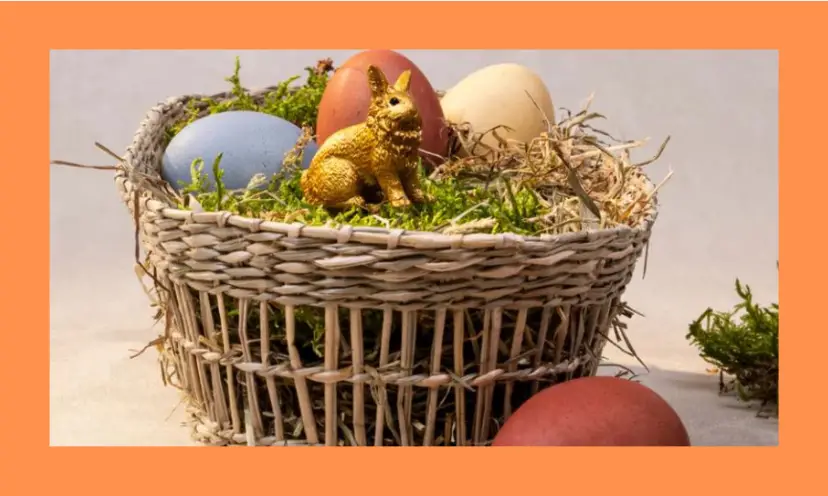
[389,97,400,106]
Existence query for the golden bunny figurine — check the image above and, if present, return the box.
[301,65,429,210]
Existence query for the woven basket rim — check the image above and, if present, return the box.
[120,86,659,248]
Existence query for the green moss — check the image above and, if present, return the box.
[166,57,329,143]
[170,57,548,236]
[181,152,543,235]
[686,277,779,415]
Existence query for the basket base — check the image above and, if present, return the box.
[182,359,603,447]
[154,276,625,446]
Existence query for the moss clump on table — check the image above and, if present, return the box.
[687,276,779,417]
[147,57,666,444]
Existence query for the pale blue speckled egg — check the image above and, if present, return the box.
[162,110,317,191]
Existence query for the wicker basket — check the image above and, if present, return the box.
[115,87,657,446]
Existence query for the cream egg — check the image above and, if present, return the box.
[441,63,555,155]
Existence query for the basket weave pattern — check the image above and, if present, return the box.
[116,88,656,446]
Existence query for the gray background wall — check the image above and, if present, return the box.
[50,50,778,445]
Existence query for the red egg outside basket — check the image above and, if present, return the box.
[493,376,691,447]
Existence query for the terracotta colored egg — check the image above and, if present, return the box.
[316,49,448,168]
[493,376,690,446]
[440,63,555,155]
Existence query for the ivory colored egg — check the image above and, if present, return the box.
[162,110,317,191]
[493,376,691,446]
[316,49,448,168]
[440,63,555,154]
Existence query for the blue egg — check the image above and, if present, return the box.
[162,110,318,191]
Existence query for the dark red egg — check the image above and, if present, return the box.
[493,376,690,446]
[316,49,448,168]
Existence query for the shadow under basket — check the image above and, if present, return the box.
[115,88,657,446]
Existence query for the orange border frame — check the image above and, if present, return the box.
[0,0,815,493]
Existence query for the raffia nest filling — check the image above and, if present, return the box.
[115,83,661,447]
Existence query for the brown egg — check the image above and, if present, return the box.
[316,50,448,168]
[493,376,691,446]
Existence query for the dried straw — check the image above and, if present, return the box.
[432,91,671,236]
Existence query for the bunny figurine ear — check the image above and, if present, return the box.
[366,65,389,97]
[394,70,412,93]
